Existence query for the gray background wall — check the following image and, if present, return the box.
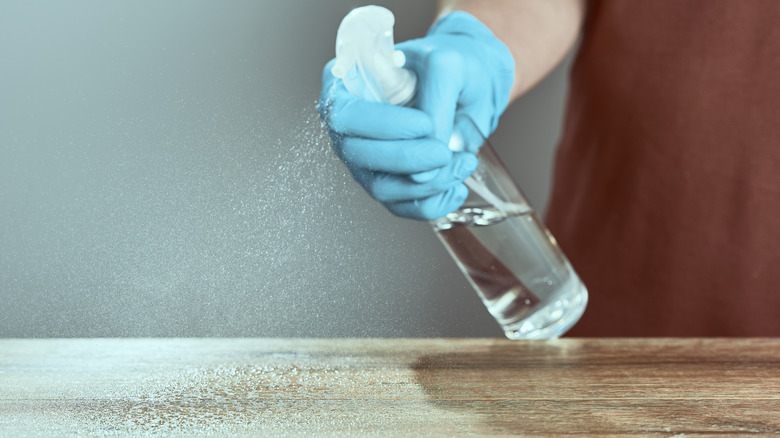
[1,0,572,338]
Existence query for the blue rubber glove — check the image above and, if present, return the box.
[318,11,514,221]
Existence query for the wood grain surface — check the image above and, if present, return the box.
[1,338,778,436]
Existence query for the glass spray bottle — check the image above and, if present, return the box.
[332,5,587,339]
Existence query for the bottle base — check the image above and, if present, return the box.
[502,280,588,340]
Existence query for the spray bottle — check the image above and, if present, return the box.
[332,5,587,339]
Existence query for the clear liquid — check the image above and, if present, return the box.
[433,206,587,339]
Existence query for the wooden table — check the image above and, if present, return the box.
[1,338,778,436]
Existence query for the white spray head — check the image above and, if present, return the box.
[331,5,417,106]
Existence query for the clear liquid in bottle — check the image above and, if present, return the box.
[433,206,588,339]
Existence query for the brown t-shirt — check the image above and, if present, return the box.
[546,0,780,336]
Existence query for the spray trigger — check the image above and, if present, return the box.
[332,5,417,106]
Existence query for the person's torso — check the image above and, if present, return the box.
[547,0,780,336]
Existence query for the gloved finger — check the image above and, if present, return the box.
[327,96,433,140]
[385,184,469,221]
[337,137,452,174]
[319,60,432,140]
[408,169,440,183]
[449,113,488,154]
[398,41,465,183]
[453,99,495,144]
[398,39,465,145]
[352,152,477,203]
[411,116,483,185]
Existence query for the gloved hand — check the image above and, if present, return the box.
[318,11,514,221]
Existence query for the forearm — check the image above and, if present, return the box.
[438,0,585,102]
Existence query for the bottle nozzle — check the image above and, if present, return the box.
[332,5,417,106]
